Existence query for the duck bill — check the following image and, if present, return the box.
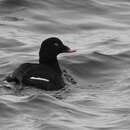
[63,45,76,53]
[67,48,76,53]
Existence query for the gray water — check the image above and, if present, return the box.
[0,0,130,130]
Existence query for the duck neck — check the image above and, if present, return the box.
[39,56,62,75]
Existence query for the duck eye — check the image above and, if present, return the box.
[54,43,59,47]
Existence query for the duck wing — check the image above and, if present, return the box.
[6,63,65,90]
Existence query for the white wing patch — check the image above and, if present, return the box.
[30,77,50,82]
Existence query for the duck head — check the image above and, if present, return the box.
[39,37,76,73]
[39,37,76,63]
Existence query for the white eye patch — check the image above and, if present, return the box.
[54,43,59,46]
[30,77,50,82]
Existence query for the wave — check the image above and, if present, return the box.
[59,51,130,86]
[0,0,127,14]
[114,50,130,58]
[0,0,129,34]
[62,51,123,69]
[0,0,29,8]
[0,0,130,129]
[0,94,35,102]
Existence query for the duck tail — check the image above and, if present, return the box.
[4,73,19,84]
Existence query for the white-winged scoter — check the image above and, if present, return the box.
[5,37,76,91]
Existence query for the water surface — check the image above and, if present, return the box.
[0,0,130,130]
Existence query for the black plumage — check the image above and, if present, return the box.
[5,37,76,91]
